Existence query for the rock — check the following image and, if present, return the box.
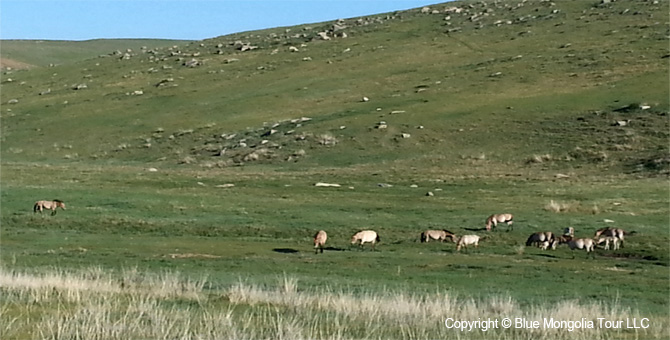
[315,182,341,187]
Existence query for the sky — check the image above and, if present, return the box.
[1,0,442,41]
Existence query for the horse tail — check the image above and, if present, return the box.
[376,235,381,243]
[33,202,39,213]
[420,232,426,243]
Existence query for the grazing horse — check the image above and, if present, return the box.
[559,236,595,258]
[34,200,66,216]
[420,229,456,243]
[351,230,380,250]
[485,213,514,231]
[313,230,327,254]
[456,235,481,252]
[525,231,556,250]
[594,227,632,248]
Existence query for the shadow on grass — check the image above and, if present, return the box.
[273,248,299,254]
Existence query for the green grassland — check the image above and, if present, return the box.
[1,0,669,339]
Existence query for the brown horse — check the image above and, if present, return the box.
[558,236,595,258]
[525,231,556,250]
[420,229,456,243]
[594,227,633,248]
[313,230,327,254]
[485,213,514,231]
[34,200,66,215]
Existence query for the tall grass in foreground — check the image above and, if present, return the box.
[1,267,666,340]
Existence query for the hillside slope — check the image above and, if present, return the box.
[0,39,190,69]
[1,0,668,176]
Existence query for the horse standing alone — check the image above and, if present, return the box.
[485,213,514,231]
[34,200,66,216]
[351,230,380,250]
[313,230,327,254]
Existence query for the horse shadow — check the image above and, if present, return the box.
[273,248,299,254]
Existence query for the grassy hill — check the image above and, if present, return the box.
[1,0,667,175]
[1,0,669,339]
[0,39,190,69]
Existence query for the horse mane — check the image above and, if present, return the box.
[53,199,63,203]
[442,229,454,234]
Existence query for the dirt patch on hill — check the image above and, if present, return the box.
[0,58,34,70]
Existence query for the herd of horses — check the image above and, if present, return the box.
[315,213,633,258]
[524,227,632,257]
[32,203,630,258]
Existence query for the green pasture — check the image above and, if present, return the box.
[2,162,668,315]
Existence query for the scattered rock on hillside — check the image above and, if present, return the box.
[315,182,341,187]
[183,59,201,67]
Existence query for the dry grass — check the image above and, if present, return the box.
[544,200,574,213]
[2,267,666,340]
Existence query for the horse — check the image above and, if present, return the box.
[456,235,481,252]
[525,231,556,250]
[485,213,514,231]
[594,227,633,248]
[313,230,327,254]
[351,230,380,250]
[563,227,574,237]
[595,235,620,250]
[420,229,456,243]
[33,200,66,216]
[559,236,595,258]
